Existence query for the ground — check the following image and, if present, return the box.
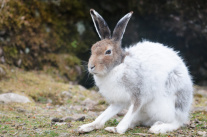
[0,65,206,137]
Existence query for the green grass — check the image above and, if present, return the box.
[0,65,207,136]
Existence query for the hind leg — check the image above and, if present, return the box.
[149,121,181,134]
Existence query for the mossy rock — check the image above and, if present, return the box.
[43,53,82,81]
[0,0,90,82]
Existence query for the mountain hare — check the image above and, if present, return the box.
[78,9,193,134]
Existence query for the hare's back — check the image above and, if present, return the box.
[124,41,184,73]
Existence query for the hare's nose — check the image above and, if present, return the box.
[91,65,95,70]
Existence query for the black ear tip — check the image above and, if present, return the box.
[90,9,95,15]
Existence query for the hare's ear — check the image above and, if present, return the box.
[90,9,111,39]
[112,11,133,42]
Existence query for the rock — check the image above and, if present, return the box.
[11,124,15,127]
[16,108,26,113]
[76,116,85,121]
[87,111,99,117]
[194,86,207,97]
[192,106,207,112]
[35,128,42,134]
[197,131,206,136]
[81,98,97,109]
[133,133,152,136]
[61,91,72,99]
[51,117,60,122]
[56,122,66,126]
[61,116,74,122]
[57,106,67,112]
[59,133,70,137]
[27,115,32,118]
[78,85,87,91]
[15,124,23,129]
[51,117,64,123]
[47,98,52,104]
[62,114,86,122]
[190,123,196,128]
[2,130,7,134]
[22,126,27,130]
[0,93,31,104]
[67,123,72,128]
[69,105,83,111]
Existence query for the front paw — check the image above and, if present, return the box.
[78,122,103,133]
[105,127,117,133]
[78,123,95,133]
[105,127,126,134]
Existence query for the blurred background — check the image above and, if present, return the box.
[0,0,207,88]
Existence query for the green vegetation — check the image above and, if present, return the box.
[0,65,206,136]
[0,0,92,82]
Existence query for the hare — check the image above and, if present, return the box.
[78,9,193,134]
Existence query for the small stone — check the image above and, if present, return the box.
[33,126,37,130]
[57,106,67,112]
[16,108,26,113]
[76,116,85,121]
[51,117,60,122]
[61,91,72,99]
[2,130,7,134]
[133,133,152,136]
[197,131,206,136]
[87,111,99,117]
[59,119,64,122]
[59,133,70,137]
[67,123,72,128]
[35,128,42,134]
[0,93,31,104]
[51,122,56,126]
[47,98,52,104]
[62,116,74,122]
[15,124,23,129]
[28,115,32,118]
[72,129,78,133]
[78,85,87,91]
[81,98,96,106]
[56,122,66,126]
[16,116,20,119]
[190,124,196,128]
[11,124,15,127]
[70,105,82,111]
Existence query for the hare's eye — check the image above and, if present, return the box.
[105,50,112,55]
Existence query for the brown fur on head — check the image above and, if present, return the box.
[88,39,125,76]
[88,9,133,76]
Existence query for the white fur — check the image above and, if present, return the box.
[79,41,193,134]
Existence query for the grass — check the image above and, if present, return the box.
[0,65,207,136]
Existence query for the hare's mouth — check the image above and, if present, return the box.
[90,71,105,76]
